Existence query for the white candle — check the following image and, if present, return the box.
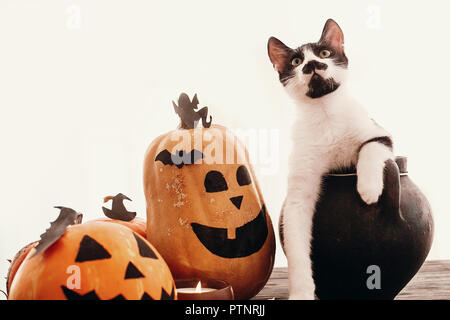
[176,287,216,293]
[176,281,216,293]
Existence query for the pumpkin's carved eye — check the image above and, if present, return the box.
[75,235,112,262]
[133,233,157,259]
[236,166,252,186]
[204,171,228,193]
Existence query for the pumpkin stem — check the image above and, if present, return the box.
[0,289,7,299]
[103,195,115,203]
[172,93,212,129]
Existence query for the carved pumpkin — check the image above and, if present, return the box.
[143,93,275,299]
[9,209,176,300]
[6,194,146,297]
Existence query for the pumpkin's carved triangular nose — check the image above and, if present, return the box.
[230,195,243,210]
[125,262,145,279]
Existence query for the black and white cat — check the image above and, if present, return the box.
[268,19,394,299]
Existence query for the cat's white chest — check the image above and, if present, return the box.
[292,113,360,170]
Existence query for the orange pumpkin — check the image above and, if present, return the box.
[6,241,38,295]
[143,93,275,299]
[9,220,176,300]
[86,194,147,238]
[88,216,146,238]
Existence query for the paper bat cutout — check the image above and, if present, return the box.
[173,93,212,129]
[155,149,204,168]
[102,193,136,222]
[32,207,83,258]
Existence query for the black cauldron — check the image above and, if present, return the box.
[280,157,433,299]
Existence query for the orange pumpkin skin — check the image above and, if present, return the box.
[7,218,146,294]
[87,216,147,238]
[6,241,38,294]
[144,124,275,300]
[9,222,176,300]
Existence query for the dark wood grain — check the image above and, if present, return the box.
[253,260,450,300]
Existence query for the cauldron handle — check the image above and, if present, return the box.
[381,159,402,219]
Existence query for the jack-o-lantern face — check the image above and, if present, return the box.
[9,222,176,300]
[191,165,269,258]
[144,94,275,300]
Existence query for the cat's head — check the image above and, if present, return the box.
[268,19,348,100]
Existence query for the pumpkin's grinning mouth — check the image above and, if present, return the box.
[190,205,268,258]
[61,285,175,300]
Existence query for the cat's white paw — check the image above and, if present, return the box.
[357,177,383,205]
[289,291,315,300]
[288,286,315,300]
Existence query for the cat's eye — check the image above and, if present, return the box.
[291,58,302,67]
[319,50,331,58]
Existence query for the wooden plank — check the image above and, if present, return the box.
[253,260,450,300]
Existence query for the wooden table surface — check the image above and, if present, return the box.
[254,260,450,300]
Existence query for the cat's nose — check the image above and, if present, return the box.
[230,195,243,210]
[302,60,328,74]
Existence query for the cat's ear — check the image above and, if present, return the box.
[268,37,292,73]
[319,19,345,53]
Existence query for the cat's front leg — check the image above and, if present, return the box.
[282,165,325,300]
[357,141,394,204]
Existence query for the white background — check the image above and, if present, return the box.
[1,0,449,297]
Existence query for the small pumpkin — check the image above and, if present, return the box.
[87,194,147,238]
[90,216,147,238]
[143,93,275,299]
[6,241,38,295]
[9,208,176,300]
